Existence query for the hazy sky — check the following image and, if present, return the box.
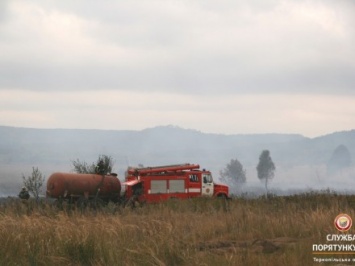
[0,0,354,137]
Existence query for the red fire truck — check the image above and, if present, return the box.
[123,163,229,204]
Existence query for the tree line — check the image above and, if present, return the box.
[19,144,351,199]
[220,149,275,195]
[19,155,113,200]
[20,151,275,198]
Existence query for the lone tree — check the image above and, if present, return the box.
[22,167,45,200]
[220,158,246,185]
[256,150,275,195]
[327,144,352,176]
[72,155,114,174]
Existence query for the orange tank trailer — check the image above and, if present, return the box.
[46,172,121,202]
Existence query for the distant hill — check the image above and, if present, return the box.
[0,125,307,167]
[1,125,354,196]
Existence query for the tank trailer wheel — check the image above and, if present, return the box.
[90,198,105,209]
[77,196,89,210]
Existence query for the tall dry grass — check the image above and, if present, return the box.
[0,192,354,265]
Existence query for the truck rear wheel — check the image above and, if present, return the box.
[217,193,227,199]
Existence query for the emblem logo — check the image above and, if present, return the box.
[334,213,352,232]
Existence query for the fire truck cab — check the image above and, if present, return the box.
[123,163,229,204]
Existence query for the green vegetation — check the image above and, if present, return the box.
[257,150,276,196]
[71,154,114,174]
[0,192,353,265]
[22,167,45,200]
[220,158,246,185]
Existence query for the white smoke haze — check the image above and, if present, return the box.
[221,164,355,197]
[1,126,354,198]
[4,162,355,198]
[0,0,355,197]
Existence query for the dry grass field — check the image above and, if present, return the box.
[1,192,355,265]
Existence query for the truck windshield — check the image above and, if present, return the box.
[202,174,213,184]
